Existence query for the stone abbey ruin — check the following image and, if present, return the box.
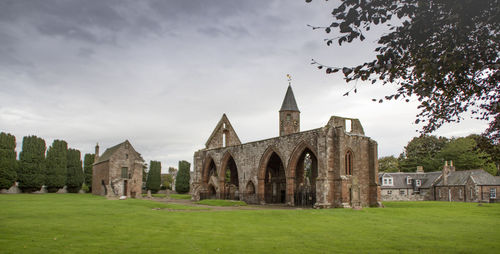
[191,85,381,208]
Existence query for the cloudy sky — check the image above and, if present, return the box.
[0,0,488,172]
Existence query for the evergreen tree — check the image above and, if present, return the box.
[175,160,190,194]
[146,160,161,192]
[83,153,95,191]
[18,135,46,192]
[438,137,497,175]
[45,140,68,192]
[66,148,84,193]
[0,132,17,190]
[398,135,449,172]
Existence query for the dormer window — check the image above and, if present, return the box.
[286,114,291,122]
[382,176,393,186]
[415,179,422,187]
[406,177,412,185]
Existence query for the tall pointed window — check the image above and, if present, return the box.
[345,150,353,175]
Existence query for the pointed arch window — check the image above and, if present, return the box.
[345,150,353,175]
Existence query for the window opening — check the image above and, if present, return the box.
[345,119,352,132]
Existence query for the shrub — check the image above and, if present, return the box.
[175,160,190,194]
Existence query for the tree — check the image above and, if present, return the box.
[398,135,448,172]
[469,134,500,175]
[438,137,497,175]
[18,135,46,192]
[83,153,95,191]
[45,140,68,192]
[162,174,174,190]
[146,160,161,192]
[175,160,190,194]
[0,132,17,190]
[66,148,84,193]
[308,0,499,141]
[378,155,399,172]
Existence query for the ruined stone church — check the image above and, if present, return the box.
[191,85,381,208]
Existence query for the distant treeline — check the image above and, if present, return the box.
[0,132,94,193]
[379,134,499,175]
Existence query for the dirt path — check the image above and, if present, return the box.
[149,197,307,211]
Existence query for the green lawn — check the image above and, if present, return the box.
[169,194,191,200]
[1,194,499,253]
[197,199,247,206]
[141,193,167,198]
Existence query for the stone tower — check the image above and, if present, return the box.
[279,85,300,136]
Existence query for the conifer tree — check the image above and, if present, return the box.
[66,148,84,193]
[0,132,17,190]
[146,160,161,192]
[175,160,190,194]
[45,140,68,192]
[18,135,46,192]
[83,153,95,191]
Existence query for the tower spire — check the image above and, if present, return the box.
[279,74,300,136]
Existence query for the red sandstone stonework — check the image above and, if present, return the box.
[191,86,381,208]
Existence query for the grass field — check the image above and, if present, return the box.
[196,199,247,206]
[1,194,499,253]
[169,194,191,200]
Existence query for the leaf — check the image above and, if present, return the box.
[325,27,331,33]
[317,66,323,69]
[327,40,333,46]
[360,34,365,41]
[342,67,352,75]
[326,68,332,74]
[330,22,339,27]
[343,92,349,96]
[332,68,339,73]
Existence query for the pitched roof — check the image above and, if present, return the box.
[379,171,441,189]
[95,140,143,164]
[280,85,300,112]
[434,169,499,186]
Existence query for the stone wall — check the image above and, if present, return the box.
[192,116,380,208]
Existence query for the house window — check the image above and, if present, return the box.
[382,177,393,186]
[399,190,405,195]
[126,154,128,159]
[459,189,463,199]
[470,188,473,198]
[387,190,392,195]
[438,189,441,197]
[121,167,128,178]
[415,180,422,187]
[286,114,291,121]
[406,177,412,185]
[491,188,497,199]
[345,151,353,175]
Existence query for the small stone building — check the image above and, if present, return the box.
[379,169,441,201]
[191,85,381,208]
[379,162,500,203]
[433,165,500,203]
[92,140,144,198]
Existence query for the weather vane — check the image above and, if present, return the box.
[286,74,292,85]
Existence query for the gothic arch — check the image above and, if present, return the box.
[287,140,319,206]
[219,151,238,180]
[258,146,286,179]
[257,146,287,204]
[344,148,354,175]
[246,181,255,194]
[202,156,217,184]
[287,140,317,178]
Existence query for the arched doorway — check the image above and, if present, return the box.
[201,158,218,200]
[208,184,216,199]
[264,152,286,204]
[222,156,239,200]
[293,148,318,207]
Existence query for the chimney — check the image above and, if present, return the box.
[443,161,449,186]
[449,160,455,172]
[416,166,424,173]
[94,143,100,163]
